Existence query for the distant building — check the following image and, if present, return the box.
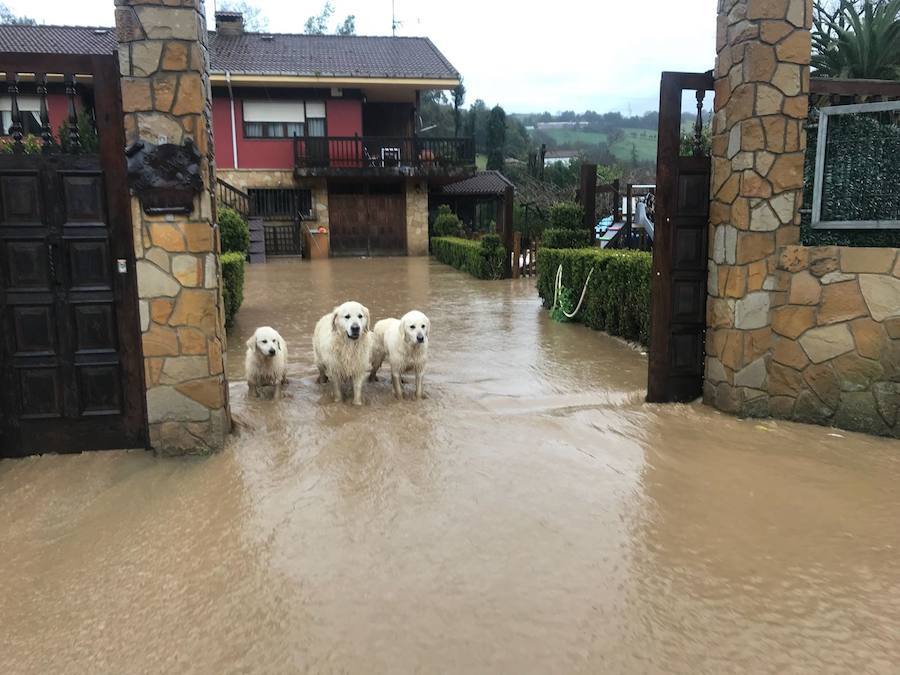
[543,150,576,166]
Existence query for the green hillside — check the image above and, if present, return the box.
[534,127,658,163]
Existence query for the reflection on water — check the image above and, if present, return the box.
[1,257,899,673]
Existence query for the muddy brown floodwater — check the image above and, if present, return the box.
[2,257,900,674]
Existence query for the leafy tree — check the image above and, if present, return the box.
[812,0,900,79]
[336,14,356,35]
[504,115,532,161]
[596,164,623,184]
[220,0,268,31]
[486,105,507,170]
[607,127,625,146]
[304,1,334,34]
[467,99,489,152]
[0,2,35,24]
[452,80,466,137]
[304,1,356,36]
[630,143,639,167]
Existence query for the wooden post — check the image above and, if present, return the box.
[502,185,515,279]
[613,179,622,221]
[512,231,521,279]
[625,183,633,248]
[580,163,597,242]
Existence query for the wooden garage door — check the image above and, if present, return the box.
[328,184,406,256]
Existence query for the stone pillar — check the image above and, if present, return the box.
[405,178,429,256]
[116,0,229,454]
[705,0,812,416]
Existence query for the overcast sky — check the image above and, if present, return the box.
[8,0,717,114]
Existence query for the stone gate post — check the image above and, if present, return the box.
[115,0,229,453]
[706,0,812,415]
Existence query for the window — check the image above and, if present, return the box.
[248,188,312,220]
[242,100,325,139]
[0,96,42,136]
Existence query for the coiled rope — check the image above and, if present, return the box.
[552,264,594,319]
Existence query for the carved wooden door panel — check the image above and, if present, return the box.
[0,53,146,457]
[0,158,146,456]
[647,71,713,403]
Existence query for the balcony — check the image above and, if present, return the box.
[294,135,476,178]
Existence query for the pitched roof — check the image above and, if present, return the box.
[438,171,515,196]
[0,24,117,55]
[208,32,458,79]
[0,24,460,80]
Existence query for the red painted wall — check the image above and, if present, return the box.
[211,97,235,169]
[210,94,363,170]
[46,94,69,138]
[326,99,362,136]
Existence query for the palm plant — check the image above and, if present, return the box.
[812,0,900,79]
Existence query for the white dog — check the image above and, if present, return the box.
[313,300,373,405]
[370,310,430,400]
[245,326,288,398]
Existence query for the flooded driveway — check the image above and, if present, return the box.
[2,257,899,674]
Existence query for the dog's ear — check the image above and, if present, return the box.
[362,305,371,332]
[332,311,339,332]
[246,333,256,350]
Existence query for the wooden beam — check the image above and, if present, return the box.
[810,77,900,98]
[580,163,597,241]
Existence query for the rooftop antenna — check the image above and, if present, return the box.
[392,0,402,36]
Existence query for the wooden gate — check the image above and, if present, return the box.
[0,53,146,457]
[647,71,714,403]
[328,183,406,256]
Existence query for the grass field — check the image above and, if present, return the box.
[533,128,658,163]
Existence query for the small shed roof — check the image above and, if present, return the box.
[437,171,515,196]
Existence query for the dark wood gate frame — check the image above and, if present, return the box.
[647,71,714,403]
[0,52,147,457]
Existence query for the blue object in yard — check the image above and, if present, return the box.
[595,215,614,235]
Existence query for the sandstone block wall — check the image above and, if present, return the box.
[706,0,900,438]
[406,179,429,256]
[116,0,229,454]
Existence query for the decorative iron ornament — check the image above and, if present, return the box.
[125,139,204,215]
[65,73,80,150]
[693,89,706,158]
[6,72,23,151]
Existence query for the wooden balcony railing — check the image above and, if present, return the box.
[294,135,476,171]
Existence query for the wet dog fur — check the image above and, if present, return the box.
[370,310,430,400]
[245,326,288,398]
[313,301,373,405]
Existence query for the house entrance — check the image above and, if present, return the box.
[328,182,407,256]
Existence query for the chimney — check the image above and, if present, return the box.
[215,11,244,35]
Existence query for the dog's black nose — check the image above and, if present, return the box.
[268,348,276,356]
[417,335,425,343]
[350,325,361,335]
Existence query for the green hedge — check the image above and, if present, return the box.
[549,201,585,230]
[221,252,245,328]
[431,236,506,280]
[219,206,250,254]
[802,111,900,247]
[543,228,592,249]
[537,247,652,345]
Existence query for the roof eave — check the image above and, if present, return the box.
[210,72,461,88]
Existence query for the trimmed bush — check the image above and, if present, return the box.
[431,236,506,280]
[221,252,245,328]
[543,228,592,249]
[537,247,652,345]
[219,206,249,254]
[549,201,585,230]
[433,204,463,238]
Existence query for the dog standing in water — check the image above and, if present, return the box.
[313,300,373,405]
[245,326,288,398]
[370,310,430,400]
